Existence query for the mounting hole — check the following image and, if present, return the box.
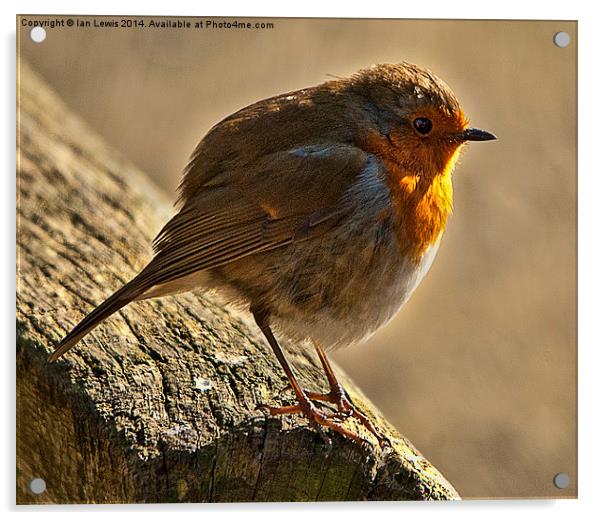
[553,472,570,489]
[29,27,47,43]
[29,477,47,495]
[553,31,570,48]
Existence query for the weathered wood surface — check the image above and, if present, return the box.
[16,61,460,504]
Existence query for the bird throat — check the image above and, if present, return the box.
[360,132,457,262]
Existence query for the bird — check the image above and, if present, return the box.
[49,62,496,447]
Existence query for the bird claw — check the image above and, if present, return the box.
[256,397,371,447]
[258,382,389,447]
[304,390,391,447]
[378,436,394,449]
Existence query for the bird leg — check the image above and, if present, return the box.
[306,340,352,419]
[306,340,392,448]
[252,308,369,447]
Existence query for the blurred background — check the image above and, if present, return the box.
[18,17,577,499]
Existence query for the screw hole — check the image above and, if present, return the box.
[29,27,47,43]
[29,477,47,495]
[553,472,570,489]
[553,31,570,48]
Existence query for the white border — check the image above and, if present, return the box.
[4,1,601,518]
[1,0,588,19]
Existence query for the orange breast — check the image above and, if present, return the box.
[389,168,453,261]
[360,132,457,262]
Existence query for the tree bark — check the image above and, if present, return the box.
[16,61,460,504]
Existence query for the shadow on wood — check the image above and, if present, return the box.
[16,61,460,503]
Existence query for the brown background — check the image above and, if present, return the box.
[18,17,577,499]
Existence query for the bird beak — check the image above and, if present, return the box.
[459,127,497,142]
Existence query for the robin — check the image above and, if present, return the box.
[49,63,496,446]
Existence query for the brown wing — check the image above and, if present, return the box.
[138,143,371,290]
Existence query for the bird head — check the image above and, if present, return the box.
[348,63,496,177]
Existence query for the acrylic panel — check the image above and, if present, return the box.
[16,16,577,503]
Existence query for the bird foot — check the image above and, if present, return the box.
[257,397,370,447]
[305,388,392,448]
[258,387,392,448]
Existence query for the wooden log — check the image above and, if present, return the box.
[16,60,460,504]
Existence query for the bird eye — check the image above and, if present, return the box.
[413,117,433,135]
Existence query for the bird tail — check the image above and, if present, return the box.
[48,277,147,362]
